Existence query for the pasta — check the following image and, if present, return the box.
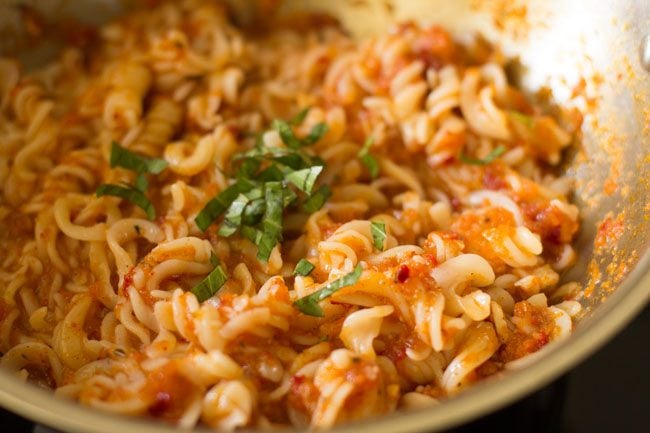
[0,1,583,430]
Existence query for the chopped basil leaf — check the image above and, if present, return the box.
[289,107,311,125]
[358,137,379,179]
[196,113,332,256]
[242,198,266,226]
[236,157,261,179]
[257,164,285,182]
[134,172,148,192]
[218,193,250,237]
[283,187,298,207]
[370,221,386,251]
[194,179,255,231]
[509,111,534,128]
[272,119,303,149]
[460,145,507,166]
[240,225,263,244]
[294,264,363,317]
[96,184,156,220]
[303,122,329,146]
[109,141,168,174]
[209,252,219,267]
[191,261,227,303]
[286,166,323,194]
[273,153,311,170]
[360,153,379,179]
[293,259,315,276]
[301,185,331,213]
[273,118,328,149]
[257,182,284,261]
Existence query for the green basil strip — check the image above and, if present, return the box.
[134,172,148,193]
[218,193,250,237]
[293,259,316,276]
[242,194,266,226]
[460,145,507,166]
[358,137,379,179]
[194,179,255,232]
[285,166,323,194]
[293,264,363,317]
[303,122,329,146]
[273,119,328,149]
[370,221,387,251]
[256,182,284,261]
[209,251,219,267]
[109,141,168,174]
[273,153,312,170]
[240,225,263,244]
[272,119,302,149]
[283,187,298,207]
[289,107,311,125]
[301,185,331,213]
[257,164,285,182]
[96,184,156,220]
[236,157,262,179]
[509,111,534,128]
[191,262,227,303]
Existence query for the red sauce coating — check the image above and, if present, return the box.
[288,375,319,416]
[143,363,199,422]
[499,301,554,363]
[452,207,515,273]
[594,215,625,250]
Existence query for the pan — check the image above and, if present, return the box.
[0,1,648,432]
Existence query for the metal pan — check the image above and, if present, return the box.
[0,1,648,432]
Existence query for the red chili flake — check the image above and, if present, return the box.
[289,375,305,392]
[450,197,462,211]
[483,167,508,191]
[422,253,439,268]
[396,265,410,283]
[148,391,171,417]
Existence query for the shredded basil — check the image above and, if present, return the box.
[273,119,329,149]
[134,172,148,193]
[96,141,168,220]
[194,179,255,232]
[286,166,323,194]
[293,259,315,276]
[370,221,386,251]
[358,137,379,178]
[293,264,363,317]
[460,145,507,166]
[96,184,156,220]
[190,258,227,303]
[240,225,263,244]
[289,107,311,125]
[109,141,168,174]
[218,193,250,237]
[241,189,266,226]
[194,113,332,260]
[301,185,331,213]
[509,111,534,128]
[256,182,284,261]
[272,119,303,149]
[209,252,219,267]
[303,122,329,146]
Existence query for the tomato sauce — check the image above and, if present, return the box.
[499,301,554,363]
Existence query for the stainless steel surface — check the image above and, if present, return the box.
[0,1,648,432]
[641,34,650,71]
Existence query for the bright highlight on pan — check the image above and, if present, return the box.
[0,0,583,429]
